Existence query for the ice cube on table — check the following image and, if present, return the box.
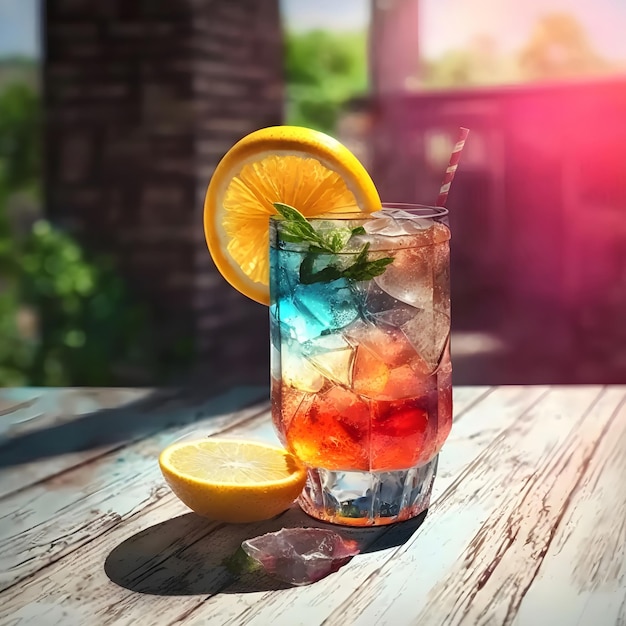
[242,528,360,586]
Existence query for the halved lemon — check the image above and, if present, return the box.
[159,438,306,523]
[203,126,381,305]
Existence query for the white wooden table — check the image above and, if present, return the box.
[1,385,625,625]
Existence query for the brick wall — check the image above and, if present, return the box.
[44,0,283,388]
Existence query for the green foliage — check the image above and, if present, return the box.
[0,81,40,191]
[0,77,172,387]
[0,218,160,386]
[16,221,157,386]
[0,56,38,92]
[284,29,368,134]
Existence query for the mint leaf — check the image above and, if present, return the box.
[274,203,320,242]
[274,202,310,227]
[300,251,343,284]
[272,202,394,283]
[343,256,394,281]
[325,228,353,253]
[353,242,371,267]
[280,222,314,243]
[301,264,343,285]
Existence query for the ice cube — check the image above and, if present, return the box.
[286,385,370,470]
[363,216,408,237]
[303,334,355,388]
[352,345,432,400]
[281,342,324,393]
[345,319,440,399]
[272,382,314,447]
[373,246,434,309]
[346,321,421,399]
[402,309,450,371]
[356,279,419,327]
[344,320,417,368]
[277,278,359,343]
[433,241,451,314]
[366,210,433,236]
[352,345,390,398]
[242,528,360,586]
[271,248,301,303]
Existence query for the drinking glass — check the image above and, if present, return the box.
[269,204,451,526]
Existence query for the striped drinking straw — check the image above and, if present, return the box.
[436,127,470,207]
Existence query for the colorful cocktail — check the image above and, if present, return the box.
[270,205,451,525]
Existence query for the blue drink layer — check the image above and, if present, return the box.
[270,248,360,343]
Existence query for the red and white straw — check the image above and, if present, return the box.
[436,127,470,207]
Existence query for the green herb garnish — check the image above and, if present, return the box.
[273,203,394,284]
[222,546,261,577]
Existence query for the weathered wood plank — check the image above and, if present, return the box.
[204,386,551,626]
[451,386,492,420]
[514,388,626,626]
[0,386,268,498]
[0,385,508,625]
[0,400,270,593]
[0,389,153,439]
[321,386,616,626]
[0,385,489,596]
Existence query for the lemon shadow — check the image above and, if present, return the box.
[104,506,428,595]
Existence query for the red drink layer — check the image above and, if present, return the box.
[272,347,452,472]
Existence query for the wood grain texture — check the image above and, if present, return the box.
[0,386,267,498]
[0,401,270,593]
[322,386,621,626]
[0,389,152,439]
[0,386,498,625]
[197,386,550,626]
[514,388,626,626]
[2,386,625,626]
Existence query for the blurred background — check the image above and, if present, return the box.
[0,0,624,389]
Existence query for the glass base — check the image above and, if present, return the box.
[298,455,438,527]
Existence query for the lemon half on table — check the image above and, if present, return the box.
[203,125,381,305]
[159,439,307,523]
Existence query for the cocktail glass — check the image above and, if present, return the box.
[269,203,451,526]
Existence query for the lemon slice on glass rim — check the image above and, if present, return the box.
[203,125,381,305]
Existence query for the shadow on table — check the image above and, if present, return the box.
[0,385,268,469]
[104,506,428,595]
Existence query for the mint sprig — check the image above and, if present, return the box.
[273,202,393,284]
[273,202,363,253]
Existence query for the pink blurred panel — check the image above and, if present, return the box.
[367,78,626,322]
